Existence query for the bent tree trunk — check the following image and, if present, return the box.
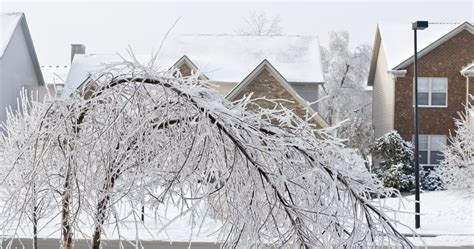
[62,172,73,249]
[92,167,120,249]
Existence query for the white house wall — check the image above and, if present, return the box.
[372,42,395,139]
[0,24,41,124]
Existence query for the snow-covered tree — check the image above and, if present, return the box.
[371,131,414,192]
[0,90,62,249]
[443,96,474,194]
[0,90,84,249]
[319,31,373,166]
[0,55,413,248]
[421,167,444,191]
[235,10,283,36]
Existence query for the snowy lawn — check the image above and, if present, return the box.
[2,188,473,247]
[0,198,223,243]
[380,190,474,247]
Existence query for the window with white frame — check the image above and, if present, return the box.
[417,77,448,107]
[418,135,446,165]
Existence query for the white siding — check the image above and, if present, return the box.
[0,24,41,124]
[372,42,395,139]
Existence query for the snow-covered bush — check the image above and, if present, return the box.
[371,131,414,192]
[443,96,474,194]
[0,54,413,248]
[421,167,444,191]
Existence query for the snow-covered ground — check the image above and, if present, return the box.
[381,190,474,247]
[0,199,223,244]
[4,190,472,247]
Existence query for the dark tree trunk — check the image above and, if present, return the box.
[32,204,38,249]
[92,168,120,249]
[62,172,73,249]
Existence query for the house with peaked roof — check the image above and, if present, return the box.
[0,12,45,124]
[368,21,473,167]
[225,59,328,127]
[64,34,329,128]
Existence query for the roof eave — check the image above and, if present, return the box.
[367,25,381,86]
[462,70,474,77]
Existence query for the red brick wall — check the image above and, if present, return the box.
[394,30,474,141]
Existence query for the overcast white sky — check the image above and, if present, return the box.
[1,0,472,65]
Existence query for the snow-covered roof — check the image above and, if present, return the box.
[64,34,324,96]
[368,21,473,86]
[41,65,70,84]
[158,34,324,83]
[378,21,473,70]
[0,12,22,57]
[63,54,151,96]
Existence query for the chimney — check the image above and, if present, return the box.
[70,44,86,63]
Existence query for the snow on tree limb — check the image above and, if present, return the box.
[1,56,412,248]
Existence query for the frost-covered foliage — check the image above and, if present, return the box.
[421,167,444,191]
[235,10,282,36]
[0,55,412,248]
[371,131,414,191]
[319,31,373,164]
[443,97,474,194]
[0,91,58,249]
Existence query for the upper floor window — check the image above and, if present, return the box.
[417,77,448,107]
[418,135,446,166]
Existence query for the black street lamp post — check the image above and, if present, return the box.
[412,20,428,229]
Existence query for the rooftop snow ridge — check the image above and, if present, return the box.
[64,34,325,96]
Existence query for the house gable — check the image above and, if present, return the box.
[394,22,473,71]
[173,55,208,80]
[227,60,328,128]
[393,29,474,141]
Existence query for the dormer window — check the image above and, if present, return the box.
[417,77,448,107]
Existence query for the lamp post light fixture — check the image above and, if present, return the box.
[412,20,428,229]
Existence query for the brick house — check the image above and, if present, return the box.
[65,35,329,128]
[368,21,473,166]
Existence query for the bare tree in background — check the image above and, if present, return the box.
[319,31,373,168]
[235,10,283,36]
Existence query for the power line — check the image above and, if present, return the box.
[428,22,462,25]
